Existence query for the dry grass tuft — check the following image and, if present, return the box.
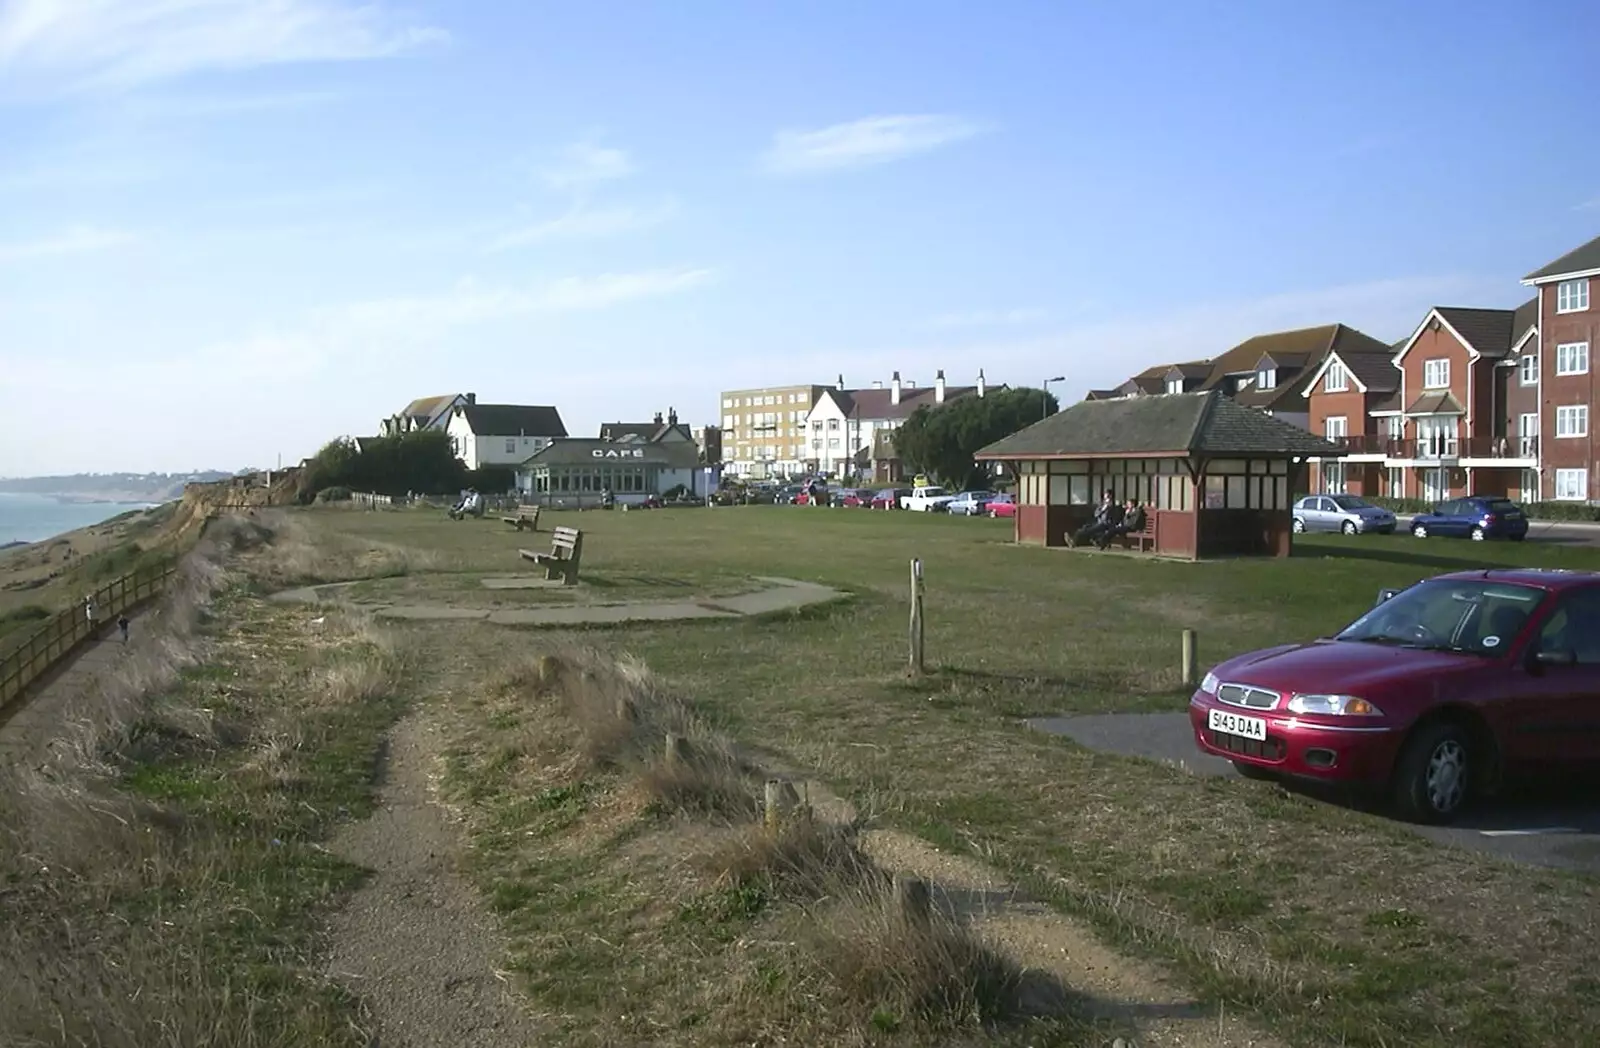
[703,814,877,895]
[802,879,1029,1029]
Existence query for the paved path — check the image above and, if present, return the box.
[270,575,847,626]
[0,617,145,766]
[1028,712,1600,875]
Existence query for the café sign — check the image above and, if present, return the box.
[592,448,646,459]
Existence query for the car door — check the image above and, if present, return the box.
[1504,587,1600,765]
[1314,497,1341,531]
[1298,497,1324,530]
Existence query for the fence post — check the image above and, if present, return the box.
[908,558,925,675]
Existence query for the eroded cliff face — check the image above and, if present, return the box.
[173,470,302,535]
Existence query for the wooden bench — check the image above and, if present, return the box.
[1112,515,1156,553]
[501,506,541,532]
[519,526,583,584]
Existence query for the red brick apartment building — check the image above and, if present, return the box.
[1302,233,1598,503]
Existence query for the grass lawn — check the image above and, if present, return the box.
[310,504,1600,1046]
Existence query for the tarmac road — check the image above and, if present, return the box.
[1028,712,1600,875]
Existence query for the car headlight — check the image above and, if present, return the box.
[1286,694,1384,716]
[1199,671,1219,694]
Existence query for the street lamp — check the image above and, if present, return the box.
[1042,376,1066,420]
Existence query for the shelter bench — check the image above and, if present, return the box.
[501,506,541,532]
[1112,516,1156,553]
[519,526,583,584]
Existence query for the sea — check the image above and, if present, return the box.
[0,492,159,547]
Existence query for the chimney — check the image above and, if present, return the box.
[654,411,663,424]
[935,369,946,404]
[873,380,883,389]
[891,371,902,405]
[977,369,986,398]
[668,407,677,425]
[837,374,845,390]
[465,392,476,406]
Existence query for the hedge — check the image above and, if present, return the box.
[1299,494,1600,523]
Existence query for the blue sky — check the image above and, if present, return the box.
[1,0,1597,475]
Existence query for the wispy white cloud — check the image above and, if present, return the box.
[1575,196,1600,212]
[539,139,633,191]
[489,199,678,251]
[928,308,1049,330]
[0,224,134,262]
[0,0,446,95]
[761,114,983,175]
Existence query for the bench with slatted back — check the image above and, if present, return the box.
[519,526,583,584]
[501,506,541,532]
[1113,513,1156,553]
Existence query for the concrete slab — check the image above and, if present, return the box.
[700,580,843,616]
[478,576,575,591]
[488,603,736,626]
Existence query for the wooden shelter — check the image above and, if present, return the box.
[974,390,1344,558]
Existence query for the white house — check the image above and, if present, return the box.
[380,392,473,436]
[804,369,992,478]
[446,402,568,471]
[515,437,717,505]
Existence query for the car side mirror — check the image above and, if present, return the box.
[1375,587,1401,607]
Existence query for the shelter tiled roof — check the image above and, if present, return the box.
[976,390,1342,459]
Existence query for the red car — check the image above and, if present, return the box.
[1189,569,1600,824]
[987,493,1016,518]
[870,488,910,510]
[834,488,870,508]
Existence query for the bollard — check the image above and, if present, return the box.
[1181,628,1198,688]
[908,558,925,675]
[764,779,785,833]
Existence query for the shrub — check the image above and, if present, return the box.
[0,604,49,624]
[316,486,353,503]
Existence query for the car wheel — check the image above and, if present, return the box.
[1392,720,1472,824]
[1342,520,1358,535]
[1470,525,1486,541]
[1231,760,1277,782]
[1412,523,1429,539]
[1292,517,1305,534]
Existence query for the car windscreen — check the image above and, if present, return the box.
[1335,579,1546,656]
[1485,499,1519,513]
[1331,496,1372,509]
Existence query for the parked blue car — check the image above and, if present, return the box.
[1408,496,1528,541]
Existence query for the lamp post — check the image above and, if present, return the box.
[1042,376,1066,420]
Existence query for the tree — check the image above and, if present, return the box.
[893,387,1058,490]
[298,430,468,501]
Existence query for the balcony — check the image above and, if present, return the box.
[1326,435,1401,457]
[1460,435,1539,461]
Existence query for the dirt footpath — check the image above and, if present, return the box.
[325,711,543,1048]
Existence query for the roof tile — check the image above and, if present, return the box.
[1524,233,1600,282]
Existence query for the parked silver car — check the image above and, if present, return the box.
[1292,494,1397,535]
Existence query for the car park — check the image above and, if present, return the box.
[1292,494,1396,535]
[833,488,871,508]
[1189,569,1600,824]
[945,490,996,516]
[1409,496,1528,541]
[902,485,959,512]
[987,493,1016,518]
[870,488,910,510]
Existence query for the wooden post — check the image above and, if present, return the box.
[1181,628,1198,688]
[893,875,931,926]
[665,733,689,765]
[764,779,784,832]
[908,558,925,675]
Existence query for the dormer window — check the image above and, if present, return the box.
[1324,361,1348,393]
[1256,368,1276,390]
[1165,378,1183,394]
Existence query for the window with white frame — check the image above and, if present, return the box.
[1556,404,1589,438]
[1519,413,1539,456]
[1257,368,1276,390]
[1557,278,1590,314]
[1520,354,1539,385]
[1555,468,1588,501]
[504,438,516,454]
[1556,342,1590,376]
[1423,358,1450,389]
[1323,361,1348,392]
[1384,415,1405,439]
[1386,467,1404,498]
[1165,378,1182,394]
[1522,469,1540,500]
[1324,416,1348,440]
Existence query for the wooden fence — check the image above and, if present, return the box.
[350,491,394,508]
[0,562,175,712]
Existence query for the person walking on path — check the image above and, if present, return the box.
[83,595,98,636]
[117,614,130,645]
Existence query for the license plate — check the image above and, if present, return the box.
[1208,708,1268,742]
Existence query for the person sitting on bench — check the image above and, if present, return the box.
[1070,490,1123,547]
[1097,499,1147,549]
